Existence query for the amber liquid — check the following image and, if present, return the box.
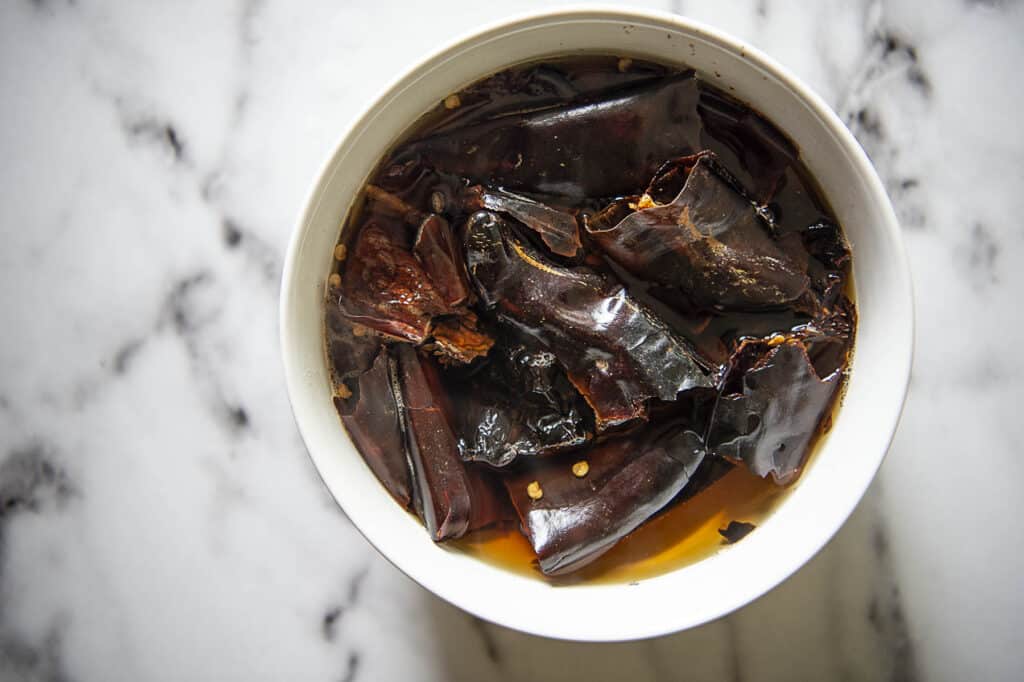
[454,465,783,583]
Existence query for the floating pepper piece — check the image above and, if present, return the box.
[446,340,591,467]
[585,152,810,312]
[338,347,412,508]
[337,215,494,364]
[696,86,796,203]
[465,210,714,431]
[424,59,672,137]
[709,340,842,485]
[802,220,852,310]
[325,279,381,383]
[395,345,510,539]
[405,72,703,200]
[464,186,581,258]
[413,214,471,307]
[505,422,707,575]
[719,520,756,544]
[338,219,449,344]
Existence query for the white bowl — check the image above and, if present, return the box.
[280,6,913,641]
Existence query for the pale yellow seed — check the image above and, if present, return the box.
[617,57,633,72]
[327,273,342,288]
[636,194,657,210]
[336,382,352,399]
[572,461,590,478]
[334,243,347,261]
[526,480,543,501]
[444,94,461,110]
[351,323,369,337]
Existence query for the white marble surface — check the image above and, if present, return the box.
[0,0,1021,680]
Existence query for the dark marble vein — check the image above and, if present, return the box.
[239,0,266,51]
[644,638,674,682]
[322,607,343,642]
[111,338,145,375]
[823,537,854,682]
[0,444,76,682]
[838,10,933,120]
[228,406,249,431]
[321,567,369,642]
[94,268,260,441]
[159,271,259,437]
[965,0,1017,7]
[722,616,745,682]
[960,222,1000,288]
[0,443,75,517]
[26,0,75,12]
[124,117,188,164]
[0,627,73,682]
[468,616,500,664]
[869,522,919,682]
[165,271,214,336]
[346,567,368,606]
[340,651,359,682]
[233,0,264,128]
[218,217,281,283]
[837,8,935,233]
[222,217,243,248]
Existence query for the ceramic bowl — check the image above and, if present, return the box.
[280,6,913,641]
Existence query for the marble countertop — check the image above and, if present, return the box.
[1,0,1021,680]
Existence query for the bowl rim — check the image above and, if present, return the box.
[280,4,914,641]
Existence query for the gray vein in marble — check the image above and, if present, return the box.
[95,266,264,435]
[95,53,282,293]
[147,271,254,437]
[111,338,145,376]
[239,0,266,52]
[822,544,851,682]
[222,217,244,248]
[231,0,264,126]
[836,0,933,232]
[722,616,744,682]
[26,0,74,13]
[642,638,673,682]
[868,521,918,682]
[0,444,76,682]
[0,443,75,521]
[112,96,190,167]
[218,217,283,283]
[322,566,369,643]
[959,222,1000,289]
[468,616,501,665]
[340,651,359,682]
[0,627,72,682]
